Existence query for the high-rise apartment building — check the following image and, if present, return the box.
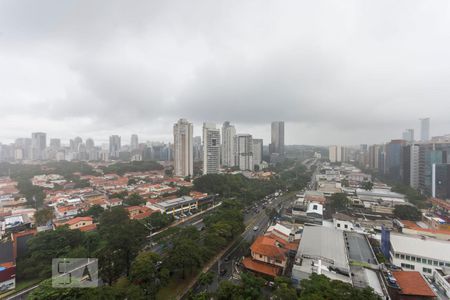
[269,121,285,157]
[432,163,450,199]
[31,132,47,160]
[328,145,342,163]
[221,121,236,167]
[202,123,221,175]
[385,140,405,180]
[193,136,202,162]
[420,118,430,142]
[109,135,121,159]
[402,129,414,143]
[252,139,263,167]
[173,119,193,177]
[131,134,139,150]
[234,134,253,171]
[368,145,380,170]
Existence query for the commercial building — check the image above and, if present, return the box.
[31,132,46,160]
[148,196,197,215]
[202,123,220,174]
[292,226,351,284]
[221,121,236,167]
[368,145,380,170]
[234,134,253,171]
[385,140,405,181]
[432,163,450,199]
[173,119,193,177]
[130,134,139,150]
[269,121,284,158]
[109,135,121,159]
[252,139,263,167]
[402,129,414,143]
[420,117,430,142]
[389,233,450,275]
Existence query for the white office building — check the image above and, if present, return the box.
[390,233,450,276]
[234,134,253,171]
[420,118,430,142]
[221,121,236,167]
[202,123,220,174]
[173,119,193,177]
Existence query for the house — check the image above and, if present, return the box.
[242,235,291,277]
[125,206,154,220]
[390,271,436,300]
[56,217,95,231]
[54,205,83,220]
[265,223,298,243]
[106,198,123,207]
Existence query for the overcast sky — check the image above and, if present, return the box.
[1,0,450,146]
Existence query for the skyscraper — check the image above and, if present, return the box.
[193,136,202,162]
[234,134,253,171]
[109,135,121,159]
[269,121,285,156]
[31,132,46,160]
[202,123,220,174]
[221,121,236,167]
[420,118,430,142]
[131,134,139,150]
[49,138,61,149]
[252,139,263,167]
[173,118,193,177]
[402,129,414,143]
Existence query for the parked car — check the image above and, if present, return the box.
[253,226,259,231]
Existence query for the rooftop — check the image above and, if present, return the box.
[393,271,435,297]
[296,226,348,270]
[242,257,281,277]
[390,233,450,262]
[251,236,289,260]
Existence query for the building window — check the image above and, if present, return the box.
[395,254,399,259]
[445,263,450,267]
[439,262,444,266]
[400,254,405,259]
[337,223,341,228]
[401,263,415,270]
[344,225,348,229]
[406,255,411,261]
[433,261,438,266]
[421,258,427,264]
[428,259,433,265]
[423,267,432,274]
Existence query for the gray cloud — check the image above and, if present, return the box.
[1,0,450,145]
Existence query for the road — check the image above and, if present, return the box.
[189,192,296,295]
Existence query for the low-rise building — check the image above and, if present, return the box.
[56,216,95,231]
[390,271,436,300]
[433,267,450,298]
[125,206,154,220]
[389,233,450,276]
[147,196,197,216]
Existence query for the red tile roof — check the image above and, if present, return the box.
[242,257,281,277]
[250,236,289,260]
[401,220,450,236]
[393,271,436,297]
[64,216,93,226]
[78,223,97,232]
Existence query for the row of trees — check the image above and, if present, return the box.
[100,161,163,176]
[26,199,245,299]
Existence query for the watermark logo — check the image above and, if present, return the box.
[52,258,98,288]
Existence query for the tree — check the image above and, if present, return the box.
[168,238,203,279]
[273,276,297,300]
[77,204,104,221]
[144,211,174,230]
[393,205,421,221]
[130,251,162,297]
[328,193,350,212]
[298,273,380,300]
[125,193,145,206]
[177,186,191,197]
[361,181,374,191]
[216,281,242,300]
[34,208,54,226]
[341,178,349,187]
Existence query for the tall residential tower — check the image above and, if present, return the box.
[173,119,193,177]
[203,123,221,174]
[221,121,236,167]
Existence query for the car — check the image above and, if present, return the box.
[253,226,259,231]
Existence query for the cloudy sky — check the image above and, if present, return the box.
[1,0,450,146]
